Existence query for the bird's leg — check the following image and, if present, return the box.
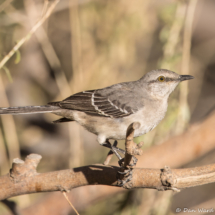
[101,141,138,166]
[103,140,118,165]
[101,142,125,154]
[104,140,122,161]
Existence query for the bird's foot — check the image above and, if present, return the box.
[101,141,138,166]
[117,156,136,186]
[131,156,138,166]
[118,158,124,167]
[117,168,133,187]
[103,140,123,165]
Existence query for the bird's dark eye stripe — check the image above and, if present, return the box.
[165,77,175,82]
[148,77,176,84]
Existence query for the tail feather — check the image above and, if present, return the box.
[0,105,60,115]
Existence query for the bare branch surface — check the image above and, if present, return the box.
[1,154,215,200]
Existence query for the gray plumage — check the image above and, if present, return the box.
[0,69,194,145]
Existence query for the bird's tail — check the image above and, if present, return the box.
[0,105,60,115]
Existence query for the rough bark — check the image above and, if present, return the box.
[1,152,215,200]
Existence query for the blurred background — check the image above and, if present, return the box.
[0,0,215,214]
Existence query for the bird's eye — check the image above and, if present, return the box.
[158,76,165,82]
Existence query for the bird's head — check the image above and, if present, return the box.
[140,69,194,99]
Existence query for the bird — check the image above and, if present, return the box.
[0,69,194,159]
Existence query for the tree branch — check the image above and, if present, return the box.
[1,150,215,199]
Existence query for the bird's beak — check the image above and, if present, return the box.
[179,75,194,82]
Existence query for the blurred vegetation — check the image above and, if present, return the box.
[1,0,215,214]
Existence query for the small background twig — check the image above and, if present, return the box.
[63,192,80,215]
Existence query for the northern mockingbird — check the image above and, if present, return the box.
[0,69,194,158]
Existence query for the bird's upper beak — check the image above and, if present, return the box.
[179,75,194,82]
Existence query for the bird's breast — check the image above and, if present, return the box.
[131,99,168,137]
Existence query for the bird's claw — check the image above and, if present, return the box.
[117,179,127,187]
[118,156,137,167]
[117,169,130,175]
[117,168,133,187]
[118,158,124,167]
[132,156,138,166]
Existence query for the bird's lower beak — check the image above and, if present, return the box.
[180,75,194,82]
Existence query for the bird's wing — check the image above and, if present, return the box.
[49,84,142,118]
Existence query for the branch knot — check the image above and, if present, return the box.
[160,166,179,192]
[10,154,42,182]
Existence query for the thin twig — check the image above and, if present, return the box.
[69,0,84,168]
[0,0,93,27]
[24,0,71,98]
[160,1,187,69]
[124,122,143,168]
[63,192,80,215]
[0,119,9,175]
[41,0,49,17]
[0,0,60,70]
[176,0,198,133]
[0,76,20,163]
